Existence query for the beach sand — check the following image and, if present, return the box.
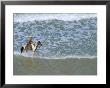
[13,55,97,75]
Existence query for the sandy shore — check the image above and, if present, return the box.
[13,55,97,75]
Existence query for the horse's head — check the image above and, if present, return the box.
[37,41,42,47]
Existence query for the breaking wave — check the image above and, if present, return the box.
[14,51,97,59]
[14,14,97,59]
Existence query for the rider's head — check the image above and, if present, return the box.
[28,36,32,40]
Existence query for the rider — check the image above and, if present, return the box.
[28,36,33,44]
[27,36,33,48]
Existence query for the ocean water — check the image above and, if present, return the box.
[13,13,97,59]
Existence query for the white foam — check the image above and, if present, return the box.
[14,51,97,59]
[14,13,96,22]
[14,51,33,58]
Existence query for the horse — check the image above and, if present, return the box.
[20,41,42,55]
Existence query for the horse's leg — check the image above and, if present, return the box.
[31,44,37,65]
[33,51,35,57]
[25,47,28,52]
[29,51,35,66]
[32,45,36,57]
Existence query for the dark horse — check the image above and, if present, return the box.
[21,41,42,55]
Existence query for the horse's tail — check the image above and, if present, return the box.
[21,46,24,53]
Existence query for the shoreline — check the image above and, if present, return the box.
[13,55,97,75]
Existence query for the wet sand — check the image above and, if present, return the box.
[13,55,97,75]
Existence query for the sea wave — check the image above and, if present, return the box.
[14,15,97,57]
[14,51,97,59]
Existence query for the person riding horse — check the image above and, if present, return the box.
[21,36,42,54]
[26,36,34,51]
[28,36,33,44]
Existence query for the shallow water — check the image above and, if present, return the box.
[13,55,97,75]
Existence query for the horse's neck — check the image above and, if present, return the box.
[31,43,38,51]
